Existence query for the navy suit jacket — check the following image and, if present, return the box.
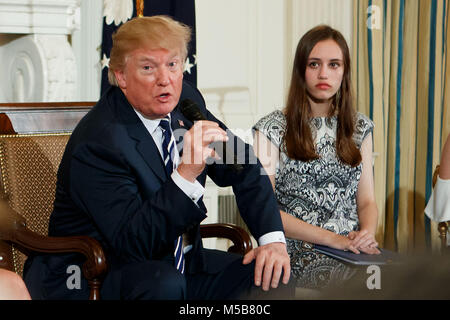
[24,81,283,299]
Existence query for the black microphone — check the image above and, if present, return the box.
[179,99,243,172]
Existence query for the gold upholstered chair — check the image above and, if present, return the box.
[0,131,252,300]
[432,165,449,254]
[0,133,107,299]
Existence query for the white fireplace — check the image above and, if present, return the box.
[0,0,102,103]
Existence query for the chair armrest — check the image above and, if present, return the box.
[0,207,107,300]
[11,228,107,281]
[200,223,253,255]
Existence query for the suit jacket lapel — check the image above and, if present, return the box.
[116,89,191,182]
[130,125,167,182]
[117,95,167,182]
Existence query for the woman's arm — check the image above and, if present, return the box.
[280,210,360,253]
[439,133,450,179]
[354,133,380,253]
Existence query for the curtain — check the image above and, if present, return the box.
[352,0,450,253]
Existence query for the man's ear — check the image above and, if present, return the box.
[114,69,127,89]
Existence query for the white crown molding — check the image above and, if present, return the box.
[0,0,80,35]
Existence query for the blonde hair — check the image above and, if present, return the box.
[108,15,192,86]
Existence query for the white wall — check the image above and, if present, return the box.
[286,0,354,61]
[196,0,286,141]
[71,0,103,102]
[196,0,353,143]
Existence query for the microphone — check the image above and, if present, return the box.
[179,99,243,172]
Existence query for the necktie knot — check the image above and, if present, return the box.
[158,116,171,132]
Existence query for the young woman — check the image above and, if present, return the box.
[253,25,379,288]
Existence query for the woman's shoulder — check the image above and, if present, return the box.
[355,112,374,128]
[353,112,374,146]
[253,109,286,147]
[255,109,286,126]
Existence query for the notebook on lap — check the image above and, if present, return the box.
[313,244,400,265]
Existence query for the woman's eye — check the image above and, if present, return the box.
[330,62,340,68]
[309,62,319,68]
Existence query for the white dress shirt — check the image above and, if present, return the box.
[425,176,450,222]
[425,176,450,246]
[134,111,204,203]
[134,110,286,248]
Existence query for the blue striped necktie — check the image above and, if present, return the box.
[159,116,185,274]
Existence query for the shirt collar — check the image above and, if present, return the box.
[133,109,171,134]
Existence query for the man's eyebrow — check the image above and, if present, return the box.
[137,57,156,63]
[136,55,181,63]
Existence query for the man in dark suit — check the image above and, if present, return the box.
[24,15,291,300]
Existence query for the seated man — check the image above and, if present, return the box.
[24,15,292,300]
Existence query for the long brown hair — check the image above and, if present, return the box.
[284,25,361,167]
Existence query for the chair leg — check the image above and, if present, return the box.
[88,278,102,300]
[438,222,448,255]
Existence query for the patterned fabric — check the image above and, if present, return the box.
[158,117,185,274]
[159,117,175,175]
[0,133,71,276]
[253,110,373,288]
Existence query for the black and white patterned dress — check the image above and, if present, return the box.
[253,110,374,288]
